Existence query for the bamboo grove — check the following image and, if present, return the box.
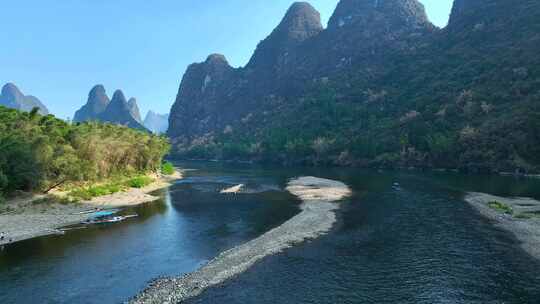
[0,106,170,201]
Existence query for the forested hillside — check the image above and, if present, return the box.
[0,106,170,203]
[168,0,540,173]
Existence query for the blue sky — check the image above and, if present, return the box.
[0,0,454,119]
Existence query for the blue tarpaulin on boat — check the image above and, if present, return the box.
[90,210,118,219]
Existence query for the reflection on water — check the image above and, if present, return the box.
[2,161,540,304]
[0,163,299,304]
[184,164,540,304]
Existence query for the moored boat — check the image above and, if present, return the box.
[83,214,138,225]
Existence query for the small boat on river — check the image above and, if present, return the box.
[83,213,138,225]
[76,208,111,215]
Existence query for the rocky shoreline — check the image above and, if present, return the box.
[465,192,540,260]
[0,171,182,247]
[131,176,352,304]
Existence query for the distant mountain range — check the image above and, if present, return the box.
[0,83,49,115]
[0,82,167,133]
[166,0,540,173]
[143,111,169,134]
[73,85,147,130]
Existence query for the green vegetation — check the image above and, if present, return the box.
[128,176,154,188]
[69,176,153,200]
[70,182,126,201]
[173,80,540,173]
[515,212,540,220]
[69,175,154,200]
[515,213,533,219]
[161,162,175,175]
[0,106,170,200]
[488,201,514,215]
[169,5,540,174]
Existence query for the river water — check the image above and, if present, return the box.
[1,162,540,303]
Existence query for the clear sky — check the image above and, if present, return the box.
[0,0,454,119]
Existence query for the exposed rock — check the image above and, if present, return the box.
[465,192,540,261]
[73,85,110,122]
[168,54,237,139]
[168,0,434,145]
[246,2,323,73]
[167,0,540,171]
[220,184,244,194]
[447,0,533,33]
[128,98,143,123]
[99,90,147,130]
[289,0,434,83]
[327,0,431,31]
[448,0,491,26]
[73,85,147,130]
[0,83,49,115]
[131,177,351,304]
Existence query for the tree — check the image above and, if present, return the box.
[0,106,171,197]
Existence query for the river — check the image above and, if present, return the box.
[1,162,540,303]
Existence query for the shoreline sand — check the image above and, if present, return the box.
[465,192,540,260]
[131,176,352,304]
[0,171,182,247]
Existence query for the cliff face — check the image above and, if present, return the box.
[128,98,143,124]
[246,2,323,78]
[168,54,237,139]
[0,83,49,115]
[168,0,435,141]
[98,90,146,130]
[168,0,540,172]
[286,0,436,88]
[327,0,431,31]
[73,85,146,130]
[167,4,324,142]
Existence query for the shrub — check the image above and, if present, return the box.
[487,201,513,215]
[0,170,7,191]
[88,186,111,197]
[0,171,8,203]
[161,162,175,175]
[70,183,126,200]
[69,175,154,200]
[70,188,94,201]
[128,176,154,188]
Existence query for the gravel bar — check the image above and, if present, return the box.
[465,192,540,260]
[131,176,352,304]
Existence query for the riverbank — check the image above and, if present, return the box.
[131,176,352,304]
[0,171,182,247]
[79,171,183,208]
[465,192,540,260]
